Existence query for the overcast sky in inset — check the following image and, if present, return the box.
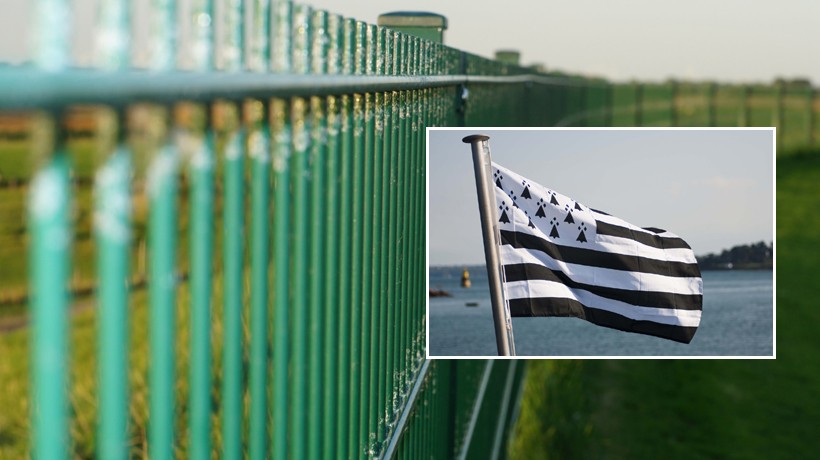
[429,129,773,266]
[1,1,817,84]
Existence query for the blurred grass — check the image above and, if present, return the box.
[510,150,818,459]
[0,275,242,459]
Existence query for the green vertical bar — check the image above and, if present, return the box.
[31,0,70,457]
[96,144,131,460]
[246,0,270,458]
[181,0,214,456]
[148,142,178,460]
[92,1,131,455]
[307,95,326,460]
[407,36,420,377]
[349,90,364,459]
[393,32,407,424]
[336,90,353,459]
[374,26,389,456]
[336,20,355,458]
[322,93,341,460]
[307,10,328,460]
[384,31,399,440]
[412,40,425,373]
[30,146,71,460]
[188,126,214,460]
[322,14,342,460]
[290,96,311,459]
[270,98,291,460]
[383,88,395,437]
[349,20,366,460]
[216,0,248,446]
[289,5,312,459]
[222,122,245,459]
[399,37,413,398]
[361,23,377,458]
[248,103,271,460]
[270,3,292,459]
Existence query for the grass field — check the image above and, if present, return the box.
[510,150,818,459]
[1,147,816,458]
[0,281,238,458]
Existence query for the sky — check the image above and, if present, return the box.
[1,1,818,84]
[428,129,773,266]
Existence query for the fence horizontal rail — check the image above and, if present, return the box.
[0,69,605,109]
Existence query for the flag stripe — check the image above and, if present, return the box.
[510,220,696,263]
[507,297,698,344]
[504,263,702,310]
[500,229,701,278]
[504,280,701,326]
[596,234,696,263]
[596,220,692,250]
[500,245,702,295]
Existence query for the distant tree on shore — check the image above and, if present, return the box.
[696,241,773,270]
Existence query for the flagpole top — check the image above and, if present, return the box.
[462,134,490,143]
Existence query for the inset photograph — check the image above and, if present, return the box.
[427,128,774,358]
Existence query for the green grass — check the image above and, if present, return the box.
[0,277,242,458]
[510,150,819,459]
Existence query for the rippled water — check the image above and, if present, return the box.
[428,266,773,357]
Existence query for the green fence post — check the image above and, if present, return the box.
[247,100,271,460]
[307,10,329,460]
[335,17,355,459]
[270,95,292,460]
[187,108,215,460]
[245,3,270,460]
[220,103,245,459]
[90,1,131,458]
[383,28,400,448]
[289,5,312,459]
[322,16,343,460]
[348,19,366,460]
[215,0,245,455]
[180,1,215,458]
[30,121,71,460]
[374,25,389,457]
[360,23,377,458]
[30,1,71,458]
[148,115,178,460]
[270,2,292,459]
[95,115,131,460]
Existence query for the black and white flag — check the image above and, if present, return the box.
[492,162,702,344]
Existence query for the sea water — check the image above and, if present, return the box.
[428,266,773,357]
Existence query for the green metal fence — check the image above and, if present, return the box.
[0,1,815,459]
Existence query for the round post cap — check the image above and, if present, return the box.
[462,134,491,143]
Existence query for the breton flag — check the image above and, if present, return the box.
[492,162,703,343]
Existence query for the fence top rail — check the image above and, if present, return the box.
[0,68,605,110]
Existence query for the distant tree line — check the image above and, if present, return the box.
[696,241,773,270]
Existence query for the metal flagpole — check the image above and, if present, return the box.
[463,134,516,356]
